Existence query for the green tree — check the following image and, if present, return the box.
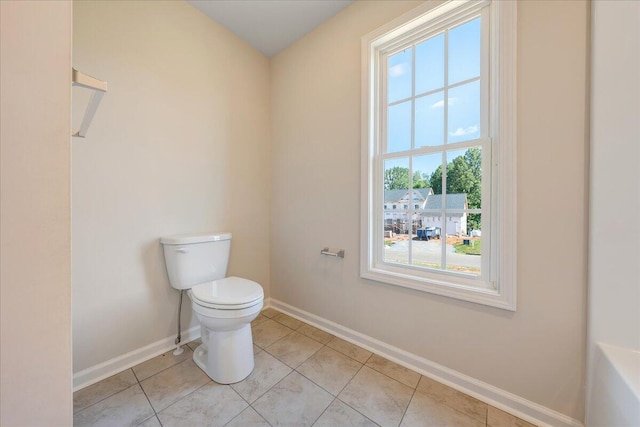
[428,148,483,230]
[384,166,409,190]
[429,166,443,194]
[384,167,429,190]
[413,171,428,188]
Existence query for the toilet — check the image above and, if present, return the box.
[160,232,264,384]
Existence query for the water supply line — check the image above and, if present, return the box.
[173,290,184,355]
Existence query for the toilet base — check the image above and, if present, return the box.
[192,323,255,384]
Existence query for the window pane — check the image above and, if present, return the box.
[448,17,481,85]
[412,153,443,270]
[413,153,442,196]
[388,49,412,103]
[415,33,444,95]
[447,80,480,143]
[412,214,442,269]
[388,101,412,153]
[415,91,444,148]
[384,157,409,191]
[384,159,409,264]
[445,147,482,210]
[446,214,481,276]
[384,211,410,265]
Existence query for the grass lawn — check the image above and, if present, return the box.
[454,239,481,255]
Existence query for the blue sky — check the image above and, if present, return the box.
[386,17,481,156]
[384,17,483,190]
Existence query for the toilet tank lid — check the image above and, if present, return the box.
[160,232,232,245]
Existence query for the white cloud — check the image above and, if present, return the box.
[389,63,409,77]
[430,97,457,109]
[449,125,479,137]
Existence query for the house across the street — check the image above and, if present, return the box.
[384,189,468,236]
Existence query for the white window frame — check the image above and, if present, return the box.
[361,0,517,310]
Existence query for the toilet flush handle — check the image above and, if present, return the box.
[175,248,187,253]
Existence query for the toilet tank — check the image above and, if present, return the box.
[160,232,231,290]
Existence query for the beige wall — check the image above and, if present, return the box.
[72,1,271,372]
[270,0,588,420]
[0,1,73,424]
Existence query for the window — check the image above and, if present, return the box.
[361,0,516,310]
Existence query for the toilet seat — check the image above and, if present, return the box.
[190,276,263,310]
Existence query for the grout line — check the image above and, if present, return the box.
[262,329,296,353]
[398,386,417,426]
[221,407,249,427]
[293,368,331,389]
[73,381,141,418]
[228,383,253,407]
[134,347,194,383]
[135,371,160,419]
[283,341,415,427]
[271,312,304,329]
[310,397,337,426]
[247,370,299,423]
[151,379,214,418]
[296,326,334,345]
[414,384,492,426]
[335,360,366,397]
[292,352,351,397]
[135,414,162,427]
[132,367,141,383]
[416,376,492,424]
[287,347,366,402]
[236,358,294,406]
[323,337,423,390]
[73,368,142,415]
[334,392,383,426]
[262,331,324,369]
[226,379,276,426]
[362,361,421,391]
[246,406,274,427]
[326,338,374,365]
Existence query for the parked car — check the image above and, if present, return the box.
[417,227,441,240]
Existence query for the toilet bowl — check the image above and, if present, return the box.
[160,232,264,384]
[189,277,263,383]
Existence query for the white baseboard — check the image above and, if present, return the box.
[268,298,583,427]
[73,325,201,392]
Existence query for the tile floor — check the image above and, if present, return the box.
[73,308,537,427]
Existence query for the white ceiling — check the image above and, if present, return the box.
[188,0,354,57]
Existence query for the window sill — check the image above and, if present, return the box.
[361,267,515,311]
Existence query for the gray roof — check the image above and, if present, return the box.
[384,189,407,203]
[384,188,432,203]
[424,194,468,210]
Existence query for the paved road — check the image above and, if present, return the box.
[384,239,481,273]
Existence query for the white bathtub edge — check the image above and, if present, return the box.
[598,343,640,401]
